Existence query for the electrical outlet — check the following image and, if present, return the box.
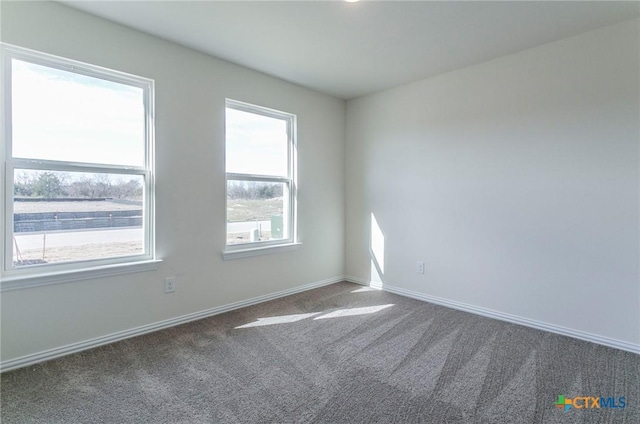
[416,262,425,274]
[165,277,176,293]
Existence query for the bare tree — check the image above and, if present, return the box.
[18,173,142,200]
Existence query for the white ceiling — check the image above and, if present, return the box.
[62,1,639,100]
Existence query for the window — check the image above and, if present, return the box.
[225,100,296,252]
[2,45,155,279]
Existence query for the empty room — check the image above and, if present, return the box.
[1,1,638,423]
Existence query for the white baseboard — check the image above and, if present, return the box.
[344,275,368,286]
[343,276,640,355]
[0,276,345,373]
[5,275,635,372]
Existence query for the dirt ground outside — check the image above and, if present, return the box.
[14,241,143,266]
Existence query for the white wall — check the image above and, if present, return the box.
[346,19,640,346]
[1,2,345,361]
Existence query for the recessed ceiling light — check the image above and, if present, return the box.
[345,0,360,3]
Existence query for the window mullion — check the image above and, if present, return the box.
[226,173,289,184]
[10,159,147,176]
[4,164,15,272]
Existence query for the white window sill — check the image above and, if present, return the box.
[0,259,162,292]
[222,242,302,260]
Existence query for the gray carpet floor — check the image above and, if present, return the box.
[1,282,638,423]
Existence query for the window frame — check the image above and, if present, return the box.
[224,99,297,253]
[1,44,156,281]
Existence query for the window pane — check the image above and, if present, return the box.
[11,59,145,167]
[227,180,288,245]
[13,169,145,267]
[226,108,288,177]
